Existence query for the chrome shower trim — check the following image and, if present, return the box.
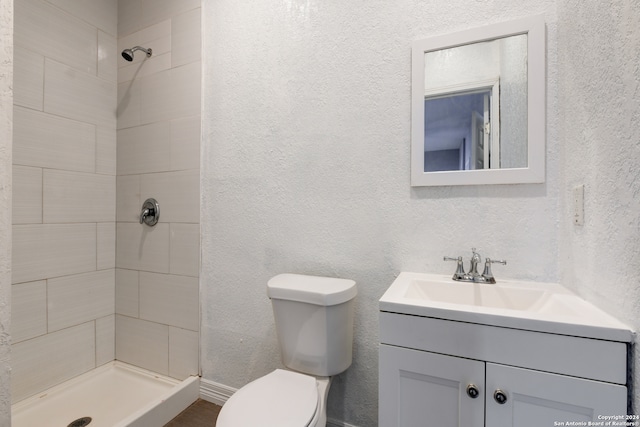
[121,46,152,61]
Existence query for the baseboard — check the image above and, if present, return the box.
[200,378,359,427]
[199,378,236,406]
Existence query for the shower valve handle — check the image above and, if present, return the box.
[140,198,159,226]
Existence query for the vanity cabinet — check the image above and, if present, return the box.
[379,312,628,427]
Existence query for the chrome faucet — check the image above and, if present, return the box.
[468,248,481,279]
[444,248,506,284]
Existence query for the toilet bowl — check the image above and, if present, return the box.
[216,369,331,427]
[216,274,357,427]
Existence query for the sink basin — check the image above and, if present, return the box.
[380,272,633,342]
[405,279,548,311]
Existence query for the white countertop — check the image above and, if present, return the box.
[379,272,634,342]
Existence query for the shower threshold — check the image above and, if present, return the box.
[12,361,200,427]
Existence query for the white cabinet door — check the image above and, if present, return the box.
[379,344,485,427]
[485,363,627,427]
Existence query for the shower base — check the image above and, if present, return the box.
[11,361,200,427]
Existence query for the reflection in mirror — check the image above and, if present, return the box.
[424,89,493,172]
[411,15,545,186]
[424,34,528,172]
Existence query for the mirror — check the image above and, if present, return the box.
[411,15,546,186]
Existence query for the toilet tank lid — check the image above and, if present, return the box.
[267,274,357,306]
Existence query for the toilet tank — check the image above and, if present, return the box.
[267,274,357,377]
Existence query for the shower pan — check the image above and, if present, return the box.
[12,362,199,427]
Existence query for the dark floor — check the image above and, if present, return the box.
[164,399,222,426]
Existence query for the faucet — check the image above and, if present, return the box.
[444,248,506,284]
[467,248,482,280]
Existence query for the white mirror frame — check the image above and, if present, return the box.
[411,15,546,186]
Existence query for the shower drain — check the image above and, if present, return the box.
[67,417,92,427]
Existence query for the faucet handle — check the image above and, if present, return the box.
[444,256,466,280]
[482,258,507,284]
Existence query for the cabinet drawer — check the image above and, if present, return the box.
[380,311,627,384]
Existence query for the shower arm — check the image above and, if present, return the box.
[130,46,152,56]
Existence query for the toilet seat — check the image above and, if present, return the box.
[216,369,319,427]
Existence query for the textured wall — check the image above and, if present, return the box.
[0,0,11,422]
[201,1,558,425]
[556,0,640,412]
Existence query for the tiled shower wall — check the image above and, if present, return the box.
[11,0,201,403]
[11,0,118,403]
[115,0,201,380]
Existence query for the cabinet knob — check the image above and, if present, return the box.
[494,389,508,404]
[466,384,480,399]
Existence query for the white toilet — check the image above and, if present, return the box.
[216,273,357,427]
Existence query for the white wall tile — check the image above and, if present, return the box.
[15,0,97,75]
[140,170,199,223]
[116,223,170,273]
[97,126,117,175]
[139,272,199,331]
[116,175,141,222]
[44,59,116,128]
[117,0,142,37]
[170,223,200,277]
[114,5,201,382]
[43,170,115,223]
[12,166,42,225]
[169,327,199,380]
[11,281,47,343]
[96,315,115,366]
[97,223,116,270]
[12,322,95,403]
[172,8,201,68]
[117,79,142,129]
[48,269,115,332]
[140,61,201,124]
[140,0,200,30]
[98,30,118,83]
[48,0,117,37]
[116,315,168,375]
[13,48,43,110]
[11,0,122,403]
[170,116,201,171]
[117,121,171,175]
[12,224,97,284]
[118,52,171,84]
[13,107,96,173]
[118,118,200,175]
[116,268,139,317]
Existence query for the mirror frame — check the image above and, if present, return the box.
[411,15,546,186]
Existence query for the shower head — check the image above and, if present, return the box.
[121,46,152,62]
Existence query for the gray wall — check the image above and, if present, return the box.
[556,0,640,413]
[201,1,558,425]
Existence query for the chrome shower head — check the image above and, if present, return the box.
[121,46,152,62]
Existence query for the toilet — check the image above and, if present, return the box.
[216,273,357,427]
